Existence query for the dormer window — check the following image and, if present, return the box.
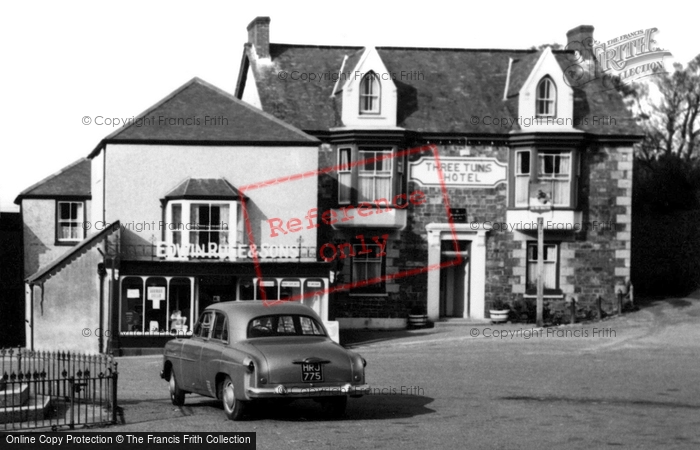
[359,72,380,114]
[536,77,556,118]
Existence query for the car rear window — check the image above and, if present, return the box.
[247,315,326,338]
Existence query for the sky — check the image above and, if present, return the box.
[1,0,696,212]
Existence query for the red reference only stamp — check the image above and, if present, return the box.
[238,144,462,305]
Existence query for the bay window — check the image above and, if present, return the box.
[359,149,392,202]
[510,149,577,209]
[338,148,352,204]
[190,203,229,247]
[538,152,571,206]
[336,146,404,205]
[514,151,530,207]
[163,199,242,258]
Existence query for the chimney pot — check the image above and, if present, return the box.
[566,25,595,61]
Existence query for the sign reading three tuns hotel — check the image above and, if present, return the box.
[409,157,507,187]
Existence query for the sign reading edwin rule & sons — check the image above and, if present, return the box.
[409,157,507,187]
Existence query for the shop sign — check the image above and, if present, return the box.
[156,242,316,260]
[409,157,507,187]
[148,286,166,309]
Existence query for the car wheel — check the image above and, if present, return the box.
[320,396,347,418]
[220,376,246,421]
[169,371,185,406]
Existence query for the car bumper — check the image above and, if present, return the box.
[247,383,370,398]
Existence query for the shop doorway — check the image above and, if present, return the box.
[198,275,236,311]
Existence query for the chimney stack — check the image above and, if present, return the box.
[247,16,271,59]
[566,25,595,61]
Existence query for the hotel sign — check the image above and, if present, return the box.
[409,157,507,187]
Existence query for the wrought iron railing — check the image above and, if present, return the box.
[0,348,118,430]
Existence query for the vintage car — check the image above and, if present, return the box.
[161,301,369,420]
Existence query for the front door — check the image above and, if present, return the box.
[439,241,470,318]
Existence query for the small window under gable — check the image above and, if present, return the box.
[338,47,397,128]
[359,71,380,114]
[56,200,85,244]
[536,77,556,118]
[516,46,574,129]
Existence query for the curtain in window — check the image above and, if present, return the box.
[172,204,182,245]
[59,202,82,240]
[189,204,230,247]
[352,246,382,284]
[338,149,352,203]
[218,204,230,245]
[527,245,557,289]
[515,176,529,205]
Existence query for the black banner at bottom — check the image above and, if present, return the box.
[2,432,256,449]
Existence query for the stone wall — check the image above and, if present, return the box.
[319,142,634,319]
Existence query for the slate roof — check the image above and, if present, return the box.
[243,44,641,136]
[14,158,91,204]
[89,77,319,157]
[27,221,120,284]
[164,178,243,200]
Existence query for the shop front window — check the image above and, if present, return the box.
[120,276,194,334]
[121,277,144,332]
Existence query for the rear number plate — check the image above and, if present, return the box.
[301,363,323,382]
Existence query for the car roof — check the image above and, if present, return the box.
[205,300,318,316]
[204,301,324,341]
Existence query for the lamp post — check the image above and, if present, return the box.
[529,182,552,328]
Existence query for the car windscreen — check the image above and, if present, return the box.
[247,314,326,338]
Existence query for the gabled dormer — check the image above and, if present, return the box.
[518,47,575,131]
[336,47,398,129]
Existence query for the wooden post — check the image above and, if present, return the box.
[569,297,576,324]
[536,216,544,327]
[617,292,623,315]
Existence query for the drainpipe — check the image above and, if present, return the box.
[97,254,106,354]
[28,282,34,350]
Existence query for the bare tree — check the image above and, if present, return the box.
[628,55,700,163]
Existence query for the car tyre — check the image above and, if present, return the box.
[169,371,185,406]
[321,396,347,419]
[220,376,247,421]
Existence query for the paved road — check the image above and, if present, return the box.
[108,293,700,449]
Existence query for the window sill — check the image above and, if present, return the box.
[348,293,389,298]
[524,288,564,299]
[120,331,193,337]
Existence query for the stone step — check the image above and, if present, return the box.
[0,394,52,424]
[0,383,29,408]
[433,318,491,327]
